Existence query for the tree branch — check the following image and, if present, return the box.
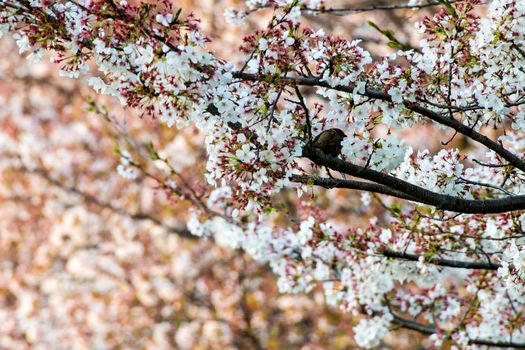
[301,0,473,15]
[392,314,525,348]
[303,146,525,214]
[290,174,426,203]
[232,72,525,173]
[381,249,501,270]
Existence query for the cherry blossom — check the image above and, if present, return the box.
[2,0,525,348]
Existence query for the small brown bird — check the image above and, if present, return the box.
[311,128,346,157]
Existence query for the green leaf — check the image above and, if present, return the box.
[383,30,396,41]
[368,21,415,52]
[146,141,159,160]
[388,41,403,50]
[367,21,381,32]
[264,206,276,215]
[423,251,436,260]
[307,174,318,187]
[114,145,122,156]
[390,202,402,216]
[86,101,97,113]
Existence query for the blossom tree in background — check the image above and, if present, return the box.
[1,0,525,348]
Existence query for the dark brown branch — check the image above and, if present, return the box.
[290,174,426,203]
[246,0,484,16]
[301,0,473,15]
[303,146,525,214]
[392,314,525,348]
[232,72,525,173]
[391,314,434,335]
[292,179,509,270]
[381,249,502,270]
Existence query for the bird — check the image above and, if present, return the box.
[310,128,346,157]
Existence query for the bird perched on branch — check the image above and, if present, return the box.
[311,128,346,157]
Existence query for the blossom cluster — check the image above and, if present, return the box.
[1,0,228,126]
[189,199,525,348]
[0,42,363,349]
